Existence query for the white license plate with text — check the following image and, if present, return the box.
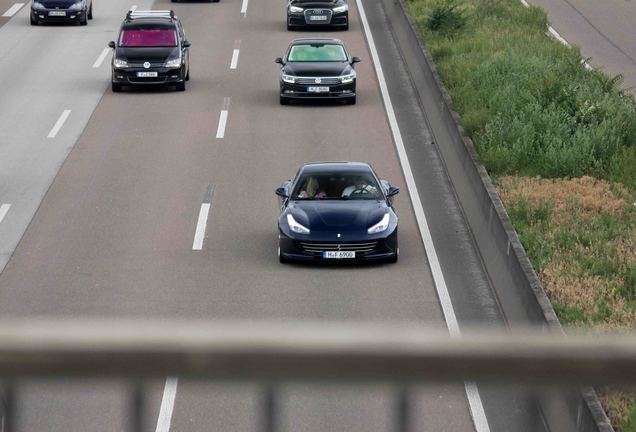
[307,86,329,93]
[309,15,328,21]
[323,251,355,259]
[48,10,66,16]
[136,71,158,78]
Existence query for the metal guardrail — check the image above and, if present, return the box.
[0,320,635,431]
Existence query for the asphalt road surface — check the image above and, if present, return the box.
[0,0,548,431]
[528,0,636,93]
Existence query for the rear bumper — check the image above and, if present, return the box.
[112,67,186,86]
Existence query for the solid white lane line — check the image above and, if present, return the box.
[0,204,10,224]
[216,110,229,139]
[355,0,491,431]
[2,3,24,17]
[154,377,178,432]
[92,48,111,68]
[192,203,211,250]
[230,49,240,70]
[240,0,248,15]
[47,110,72,139]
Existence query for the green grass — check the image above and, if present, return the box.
[405,0,636,191]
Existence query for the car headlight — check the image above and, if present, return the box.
[113,58,128,68]
[340,73,356,84]
[333,5,348,13]
[282,74,296,84]
[165,57,182,68]
[368,213,390,234]
[68,1,84,10]
[289,5,304,13]
[287,214,310,235]
[32,1,45,9]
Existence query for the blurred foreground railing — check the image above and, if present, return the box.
[0,319,635,431]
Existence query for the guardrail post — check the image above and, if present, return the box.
[396,387,410,432]
[263,385,278,432]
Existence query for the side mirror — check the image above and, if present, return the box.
[182,40,191,48]
[387,186,400,197]
[108,41,116,49]
[275,57,284,65]
[351,57,361,64]
[275,187,288,198]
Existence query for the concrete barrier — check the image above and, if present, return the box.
[376,0,614,430]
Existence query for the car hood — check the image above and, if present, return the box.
[38,0,82,7]
[290,0,345,7]
[286,200,388,232]
[283,62,352,77]
[116,47,179,63]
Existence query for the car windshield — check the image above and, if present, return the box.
[292,172,383,200]
[287,44,347,62]
[120,28,177,47]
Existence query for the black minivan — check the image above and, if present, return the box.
[108,10,191,92]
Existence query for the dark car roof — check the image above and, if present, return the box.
[290,38,343,46]
[300,162,373,174]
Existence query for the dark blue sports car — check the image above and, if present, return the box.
[275,162,399,263]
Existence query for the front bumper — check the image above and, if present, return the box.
[287,11,348,27]
[31,8,86,22]
[279,228,398,262]
[112,67,185,86]
[280,81,356,100]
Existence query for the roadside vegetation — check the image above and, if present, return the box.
[404,0,636,429]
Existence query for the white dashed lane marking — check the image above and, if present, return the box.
[2,3,25,17]
[47,110,72,139]
[0,204,11,224]
[93,48,111,68]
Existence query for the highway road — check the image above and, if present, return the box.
[0,0,546,431]
[528,0,636,93]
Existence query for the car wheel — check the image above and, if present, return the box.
[30,16,38,25]
[80,14,87,25]
[280,96,290,105]
[386,248,399,264]
[176,81,186,92]
[287,24,295,31]
[112,82,122,93]
[88,4,93,19]
[343,24,349,31]
[171,0,178,2]
[185,69,190,81]
[346,96,356,105]
[278,246,289,264]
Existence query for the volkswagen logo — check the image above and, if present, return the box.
[337,244,341,250]
[143,62,151,69]
[315,78,322,84]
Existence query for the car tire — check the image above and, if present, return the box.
[287,24,295,31]
[343,24,349,31]
[88,4,93,19]
[346,96,356,105]
[280,96,290,105]
[278,246,289,264]
[80,14,87,25]
[386,249,399,264]
[176,81,186,92]
[171,0,178,2]
[111,82,122,93]
[185,69,190,81]
[30,16,38,25]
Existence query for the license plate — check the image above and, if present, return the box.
[309,15,328,21]
[48,10,66,16]
[136,72,158,78]
[307,86,329,93]
[323,251,356,259]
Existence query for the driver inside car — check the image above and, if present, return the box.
[341,176,377,197]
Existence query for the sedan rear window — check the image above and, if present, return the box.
[288,44,347,62]
[120,29,177,47]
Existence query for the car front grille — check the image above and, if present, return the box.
[304,8,332,24]
[128,62,165,68]
[300,241,379,254]
[294,77,342,85]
